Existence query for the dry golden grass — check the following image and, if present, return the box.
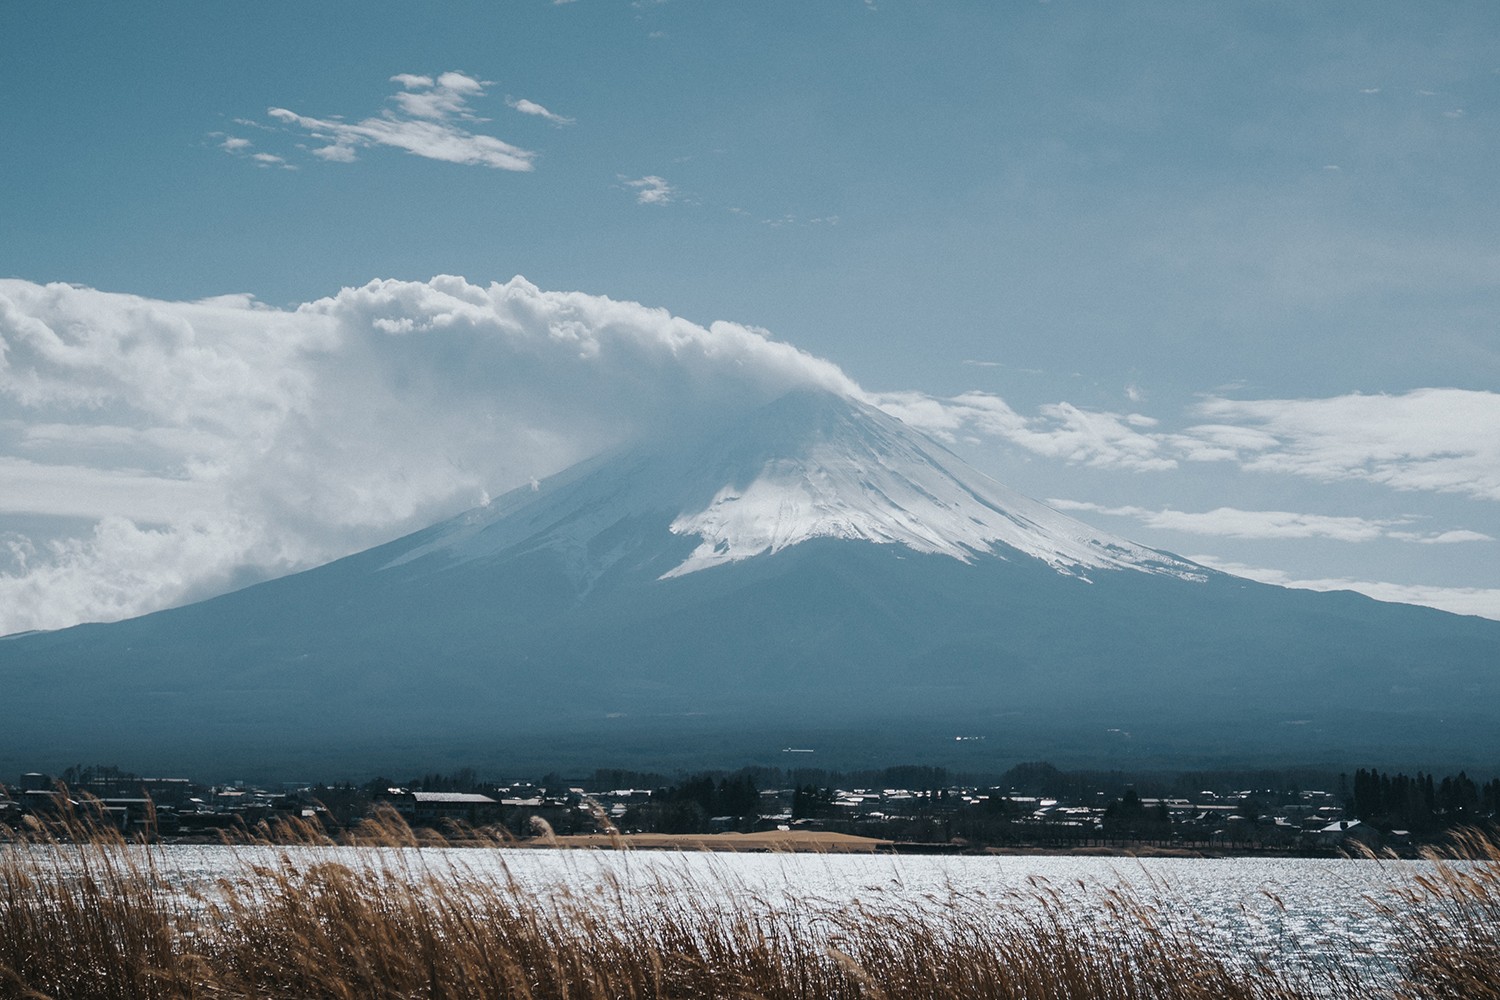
[2,810,1498,1000]
[1372,830,1500,1000]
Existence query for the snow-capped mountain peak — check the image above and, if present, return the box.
[399,389,1202,584]
[661,391,1198,579]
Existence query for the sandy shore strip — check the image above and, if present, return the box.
[517,830,893,852]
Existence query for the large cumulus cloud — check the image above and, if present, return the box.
[0,275,856,632]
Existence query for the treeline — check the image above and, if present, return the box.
[26,759,1500,825]
[620,774,761,834]
[1350,768,1500,833]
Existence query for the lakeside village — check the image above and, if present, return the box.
[4,761,1499,856]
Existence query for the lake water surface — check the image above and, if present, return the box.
[144,845,1437,982]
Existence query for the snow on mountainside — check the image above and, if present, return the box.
[391,389,1204,584]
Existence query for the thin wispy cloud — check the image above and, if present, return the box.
[622,175,675,205]
[211,132,290,167]
[0,457,217,523]
[875,390,1176,472]
[1050,500,1492,545]
[726,206,840,228]
[507,97,574,125]
[1181,389,1500,502]
[760,213,840,228]
[263,72,537,171]
[1190,556,1500,622]
[875,387,1500,509]
[251,153,294,170]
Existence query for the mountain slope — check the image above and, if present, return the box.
[3,390,1498,777]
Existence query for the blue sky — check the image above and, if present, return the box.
[2,1,1499,630]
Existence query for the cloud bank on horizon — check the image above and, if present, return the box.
[1,275,1496,633]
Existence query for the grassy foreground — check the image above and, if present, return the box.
[2,815,1498,999]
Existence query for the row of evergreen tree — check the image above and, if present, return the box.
[1350,768,1500,832]
[659,774,760,818]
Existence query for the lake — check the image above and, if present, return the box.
[141,845,1437,984]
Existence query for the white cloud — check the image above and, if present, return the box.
[312,144,359,163]
[1407,529,1493,544]
[622,175,675,205]
[219,136,251,152]
[0,514,301,633]
[1050,500,1492,545]
[875,390,1176,472]
[1189,556,1500,622]
[508,97,574,125]
[264,71,536,171]
[251,152,294,170]
[389,70,484,121]
[0,457,217,522]
[1179,389,1500,502]
[0,276,857,632]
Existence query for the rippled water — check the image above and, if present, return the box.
[137,845,1431,978]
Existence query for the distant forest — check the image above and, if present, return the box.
[1349,768,1500,833]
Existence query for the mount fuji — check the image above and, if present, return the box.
[4,390,1499,777]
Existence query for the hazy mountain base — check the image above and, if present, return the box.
[4,536,1498,781]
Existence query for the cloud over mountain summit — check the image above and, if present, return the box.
[2,275,1497,633]
[0,276,857,632]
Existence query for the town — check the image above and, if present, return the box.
[4,761,1497,856]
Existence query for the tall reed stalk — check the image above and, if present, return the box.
[1375,829,1500,1000]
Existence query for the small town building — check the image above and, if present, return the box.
[382,790,501,826]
